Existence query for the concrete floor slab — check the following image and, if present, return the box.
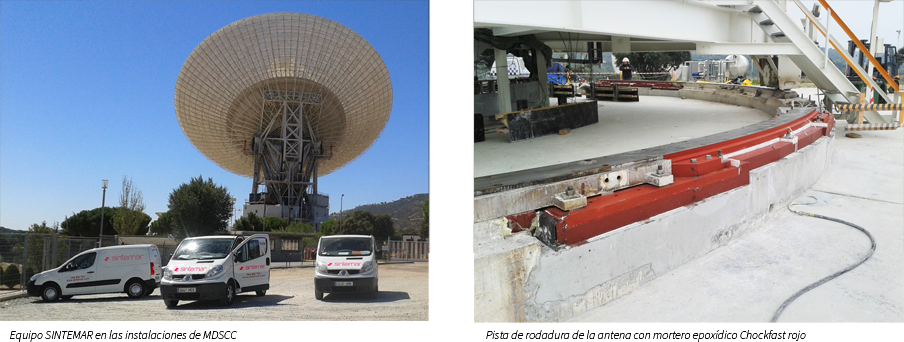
[475,96,772,177]
[569,128,904,322]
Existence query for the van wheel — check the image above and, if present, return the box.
[315,290,323,300]
[61,295,73,300]
[220,281,235,306]
[255,290,266,296]
[164,300,178,308]
[126,280,146,299]
[40,284,61,302]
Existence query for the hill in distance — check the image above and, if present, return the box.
[328,193,428,233]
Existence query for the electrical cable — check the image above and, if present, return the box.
[771,195,876,322]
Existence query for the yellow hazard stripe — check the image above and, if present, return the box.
[844,123,903,131]
[836,103,903,111]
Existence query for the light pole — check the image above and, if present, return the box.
[339,194,344,234]
[98,179,108,247]
[230,196,236,227]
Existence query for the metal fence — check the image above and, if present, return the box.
[383,240,429,261]
[1,233,428,290]
[0,233,115,290]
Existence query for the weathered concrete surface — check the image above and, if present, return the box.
[678,82,809,116]
[522,135,832,322]
[474,158,668,222]
[475,81,542,117]
[475,96,772,178]
[473,130,835,322]
[637,87,681,97]
[474,219,541,322]
[569,129,903,322]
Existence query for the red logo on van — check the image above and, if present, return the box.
[173,266,207,272]
[242,265,264,270]
[330,262,361,267]
[104,255,143,262]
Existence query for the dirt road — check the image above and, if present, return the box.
[0,263,427,321]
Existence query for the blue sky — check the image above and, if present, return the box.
[0,1,428,231]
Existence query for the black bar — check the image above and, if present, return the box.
[9,332,238,342]
[486,330,807,342]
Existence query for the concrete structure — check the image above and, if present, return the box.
[475,0,898,123]
[474,110,836,322]
[473,0,902,322]
[569,129,903,322]
[476,83,807,178]
[475,81,542,117]
[473,82,841,322]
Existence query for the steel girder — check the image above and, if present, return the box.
[252,90,324,222]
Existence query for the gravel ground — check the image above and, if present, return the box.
[0,263,427,321]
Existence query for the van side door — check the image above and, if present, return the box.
[95,248,149,294]
[150,246,162,283]
[58,252,98,295]
[233,234,270,290]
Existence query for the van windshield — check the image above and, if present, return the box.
[319,237,372,256]
[172,239,234,260]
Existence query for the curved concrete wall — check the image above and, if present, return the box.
[475,133,835,322]
[474,84,833,322]
[677,82,811,117]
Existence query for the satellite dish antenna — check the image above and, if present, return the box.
[174,13,392,224]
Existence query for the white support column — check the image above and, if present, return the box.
[536,51,549,109]
[612,36,631,54]
[823,8,830,69]
[866,0,880,81]
[495,48,513,114]
[894,91,901,123]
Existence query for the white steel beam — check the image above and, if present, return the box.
[696,42,802,55]
[492,26,545,37]
[475,0,750,44]
[543,41,697,52]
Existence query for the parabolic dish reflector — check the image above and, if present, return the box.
[175,12,392,177]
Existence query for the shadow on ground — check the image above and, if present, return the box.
[166,294,294,310]
[322,291,410,303]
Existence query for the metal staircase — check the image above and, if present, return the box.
[723,0,889,123]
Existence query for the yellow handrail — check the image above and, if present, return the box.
[816,0,898,93]
[793,2,872,90]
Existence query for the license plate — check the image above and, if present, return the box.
[334,281,353,286]
[177,287,196,293]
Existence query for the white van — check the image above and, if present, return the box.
[159,234,270,308]
[27,244,162,302]
[314,235,379,300]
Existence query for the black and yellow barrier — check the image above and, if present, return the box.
[835,103,903,111]
[844,123,902,131]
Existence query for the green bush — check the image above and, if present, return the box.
[1,264,21,289]
[24,267,37,283]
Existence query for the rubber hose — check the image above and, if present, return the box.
[771,196,876,322]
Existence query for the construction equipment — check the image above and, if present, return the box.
[592,81,639,102]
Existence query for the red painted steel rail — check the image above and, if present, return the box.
[507,109,833,247]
